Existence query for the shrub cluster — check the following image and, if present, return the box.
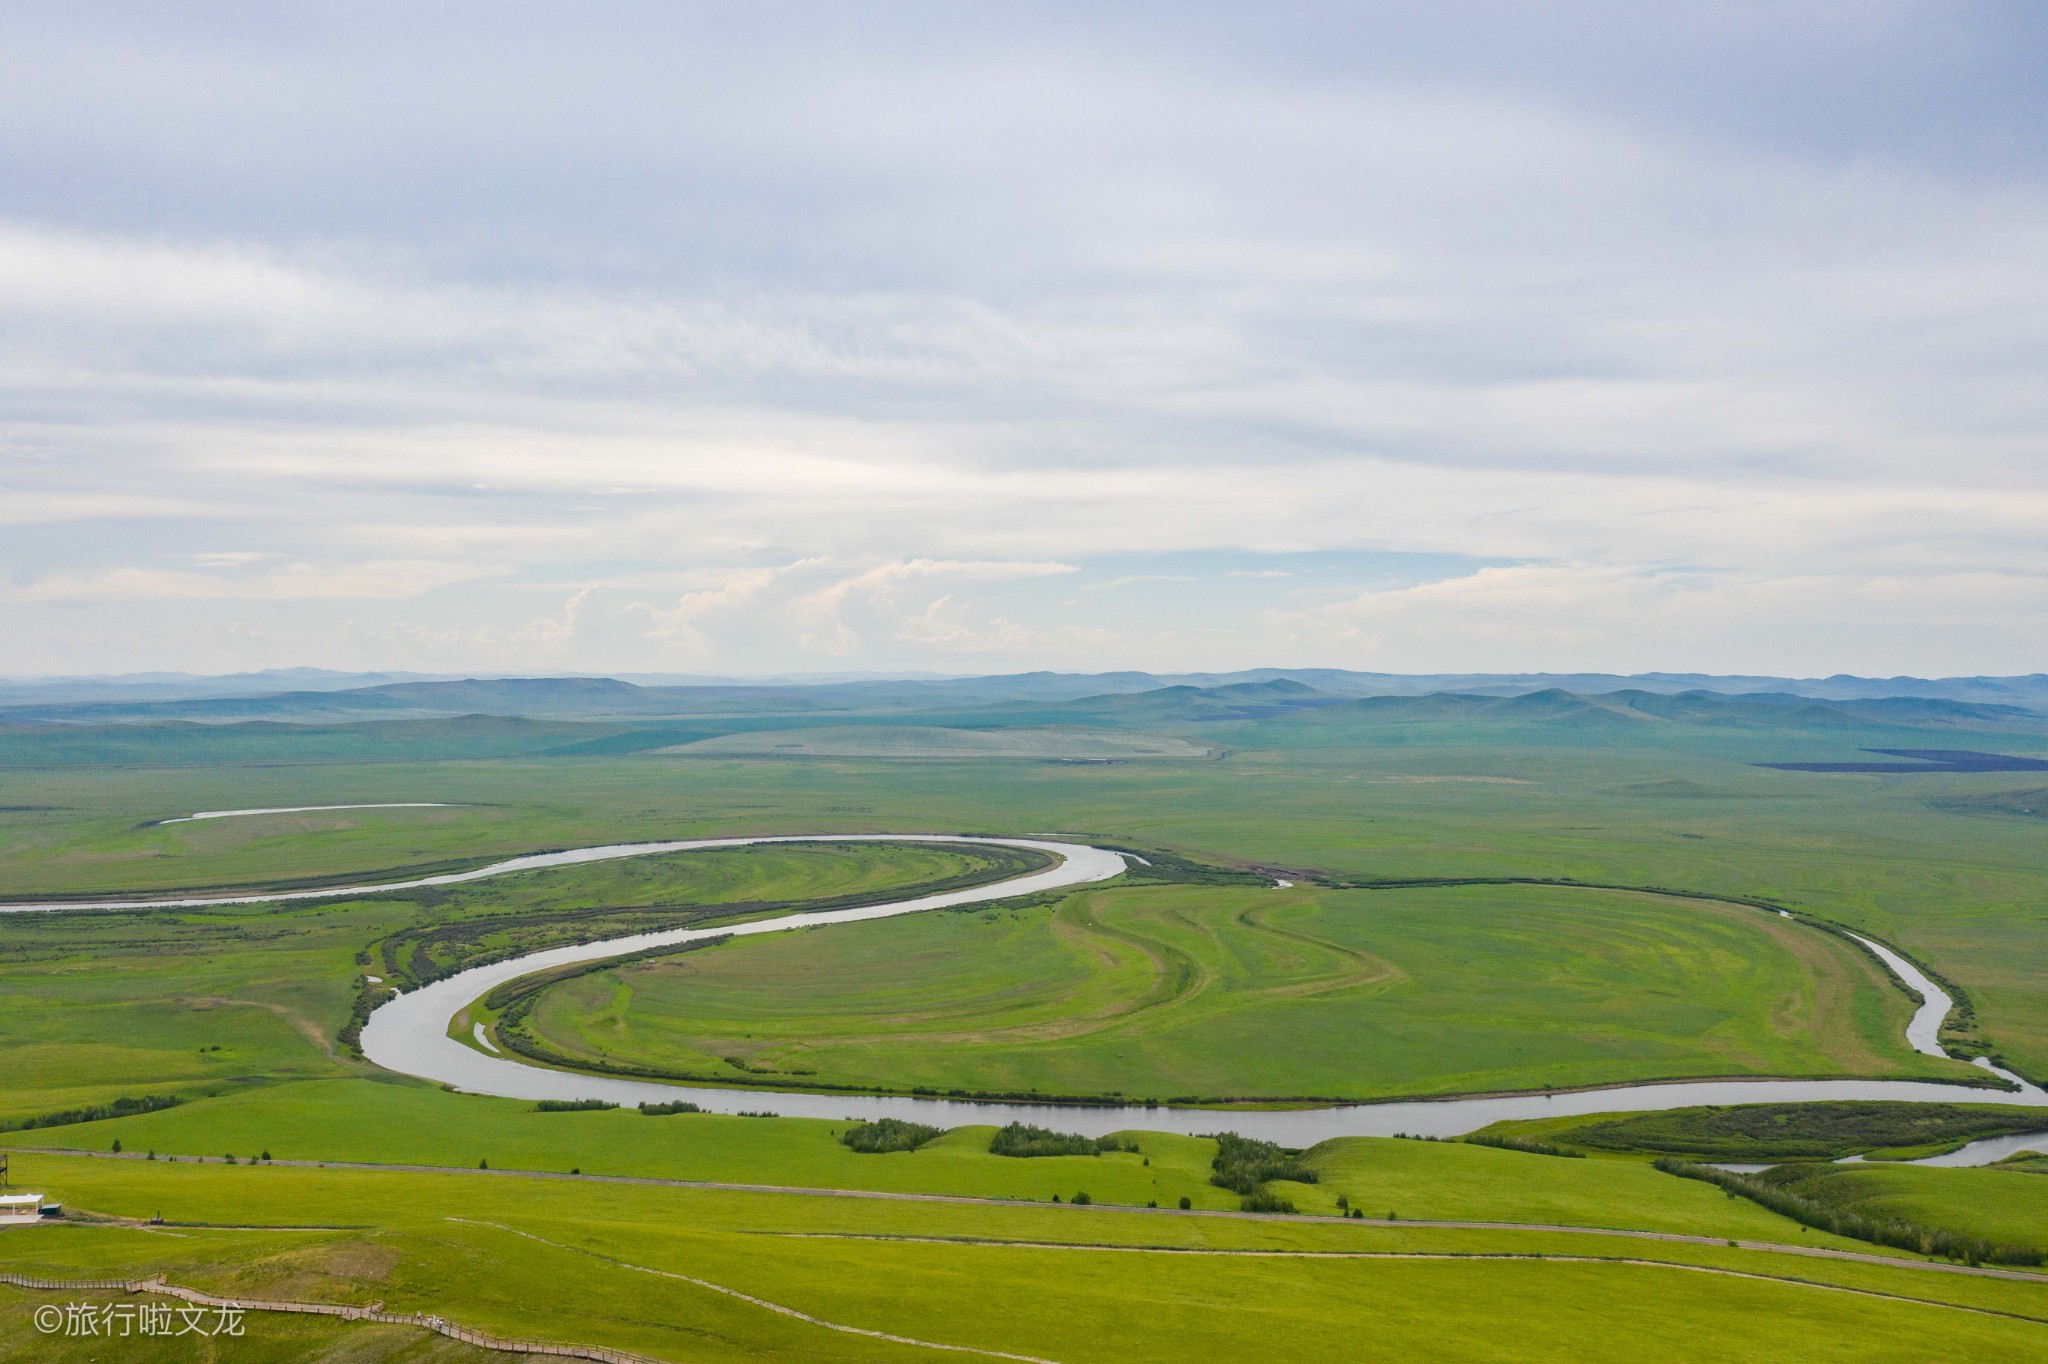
[988,1122,1138,1158]
[532,1099,618,1113]
[4,1093,181,1132]
[840,1118,946,1153]
[638,1100,703,1116]
[338,977,397,1056]
[1239,1191,1298,1214]
[1206,1132,1317,1195]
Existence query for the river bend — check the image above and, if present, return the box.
[9,833,2044,1157]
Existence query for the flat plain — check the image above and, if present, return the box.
[4,686,2048,1359]
[515,880,1946,1101]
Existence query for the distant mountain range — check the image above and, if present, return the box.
[1,668,2042,729]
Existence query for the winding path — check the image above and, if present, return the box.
[6,832,2045,1148]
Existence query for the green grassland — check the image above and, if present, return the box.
[6,1149,2048,1363]
[1754,1161,2048,1258]
[0,1076,1890,1245]
[3,705,2046,1082]
[510,880,1956,1101]
[0,843,1032,1127]
[667,725,1211,759]
[5,697,2048,1356]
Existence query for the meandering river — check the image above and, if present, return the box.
[8,833,2044,1159]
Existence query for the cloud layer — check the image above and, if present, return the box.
[3,3,2044,676]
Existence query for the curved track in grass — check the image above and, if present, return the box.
[7,833,2043,1151]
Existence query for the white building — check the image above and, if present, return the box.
[0,1192,44,1223]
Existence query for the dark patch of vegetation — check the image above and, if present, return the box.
[840,1118,945,1153]
[1101,845,1275,887]
[532,1099,618,1113]
[1658,1159,2045,1266]
[988,1122,1138,1158]
[1555,1102,2048,1160]
[4,1093,181,1132]
[1206,1131,1317,1195]
[1464,1133,1585,1158]
[338,976,397,1057]
[637,1100,703,1116]
[1239,1192,1298,1214]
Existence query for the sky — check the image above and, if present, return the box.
[3,2,2045,679]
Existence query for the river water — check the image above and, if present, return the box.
[12,832,2045,1160]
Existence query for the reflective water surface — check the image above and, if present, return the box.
[20,832,2044,1158]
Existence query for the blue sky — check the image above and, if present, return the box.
[3,3,2044,676]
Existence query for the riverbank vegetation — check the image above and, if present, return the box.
[1659,1159,2046,1266]
[988,1122,1138,1157]
[1481,1102,2048,1161]
[1209,1132,1317,1195]
[840,1118,944,1153]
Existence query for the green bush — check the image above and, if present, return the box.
[4,1093,181,1132]
[840,1118,945,1153]
[1206,1131,1317,1195]
[533,1099,618,1113]
[637,1100,703,1116]
[1240,1192,1298,1214]
[988,1122,1138,1158]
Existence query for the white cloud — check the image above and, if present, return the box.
[0,8,2043,674]
[9,559,501,603]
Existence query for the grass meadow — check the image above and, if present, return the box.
[516,880,1950,1101]
[6,1150,2048,1363]
[4,703,2048,1357]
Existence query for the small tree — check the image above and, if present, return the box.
[111,1139,122,1153]
[479,1158,489,1170]
[1178,1196,1192,1210]
[1073,1192,1092,1205]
